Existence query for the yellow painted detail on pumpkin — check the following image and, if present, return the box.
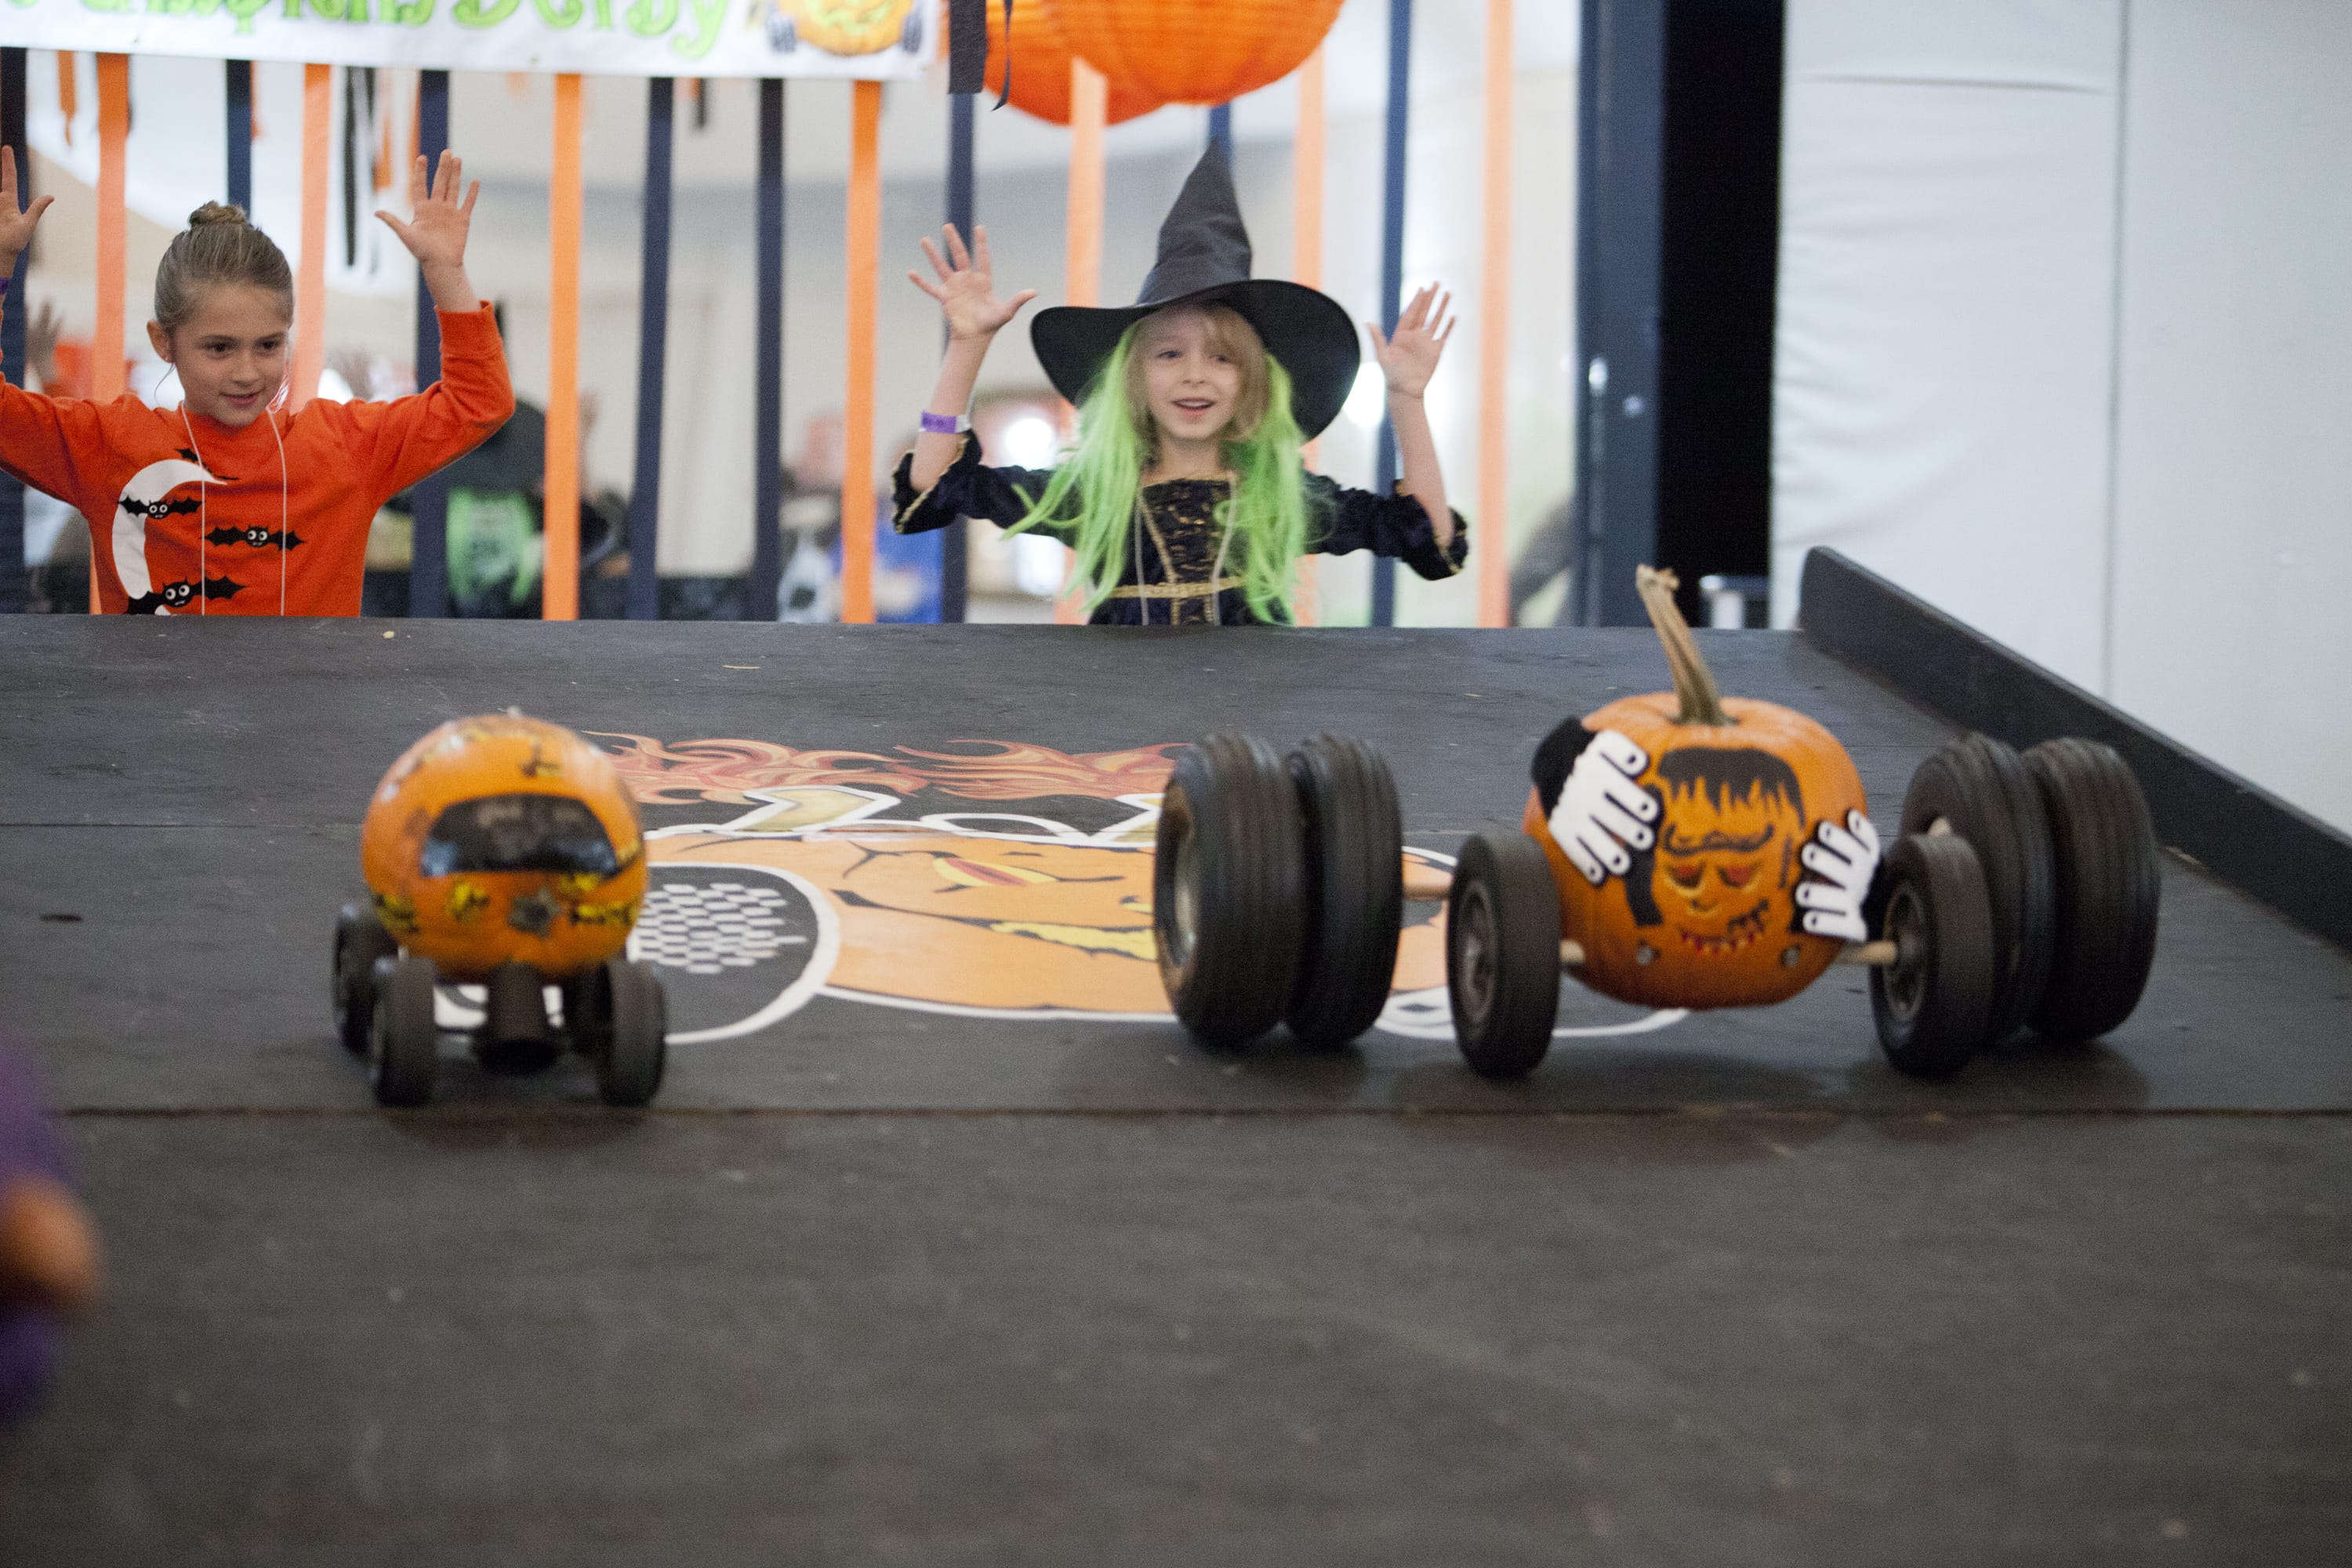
[445,881,492,923]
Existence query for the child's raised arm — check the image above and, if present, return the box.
[1366,283,1458,550]
[906,223,1036,492]
[375,150,481,315]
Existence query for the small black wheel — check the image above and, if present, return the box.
[1446,833,1562,1081]
[332,903,398,1055]
[368,955,440,1108]
[1284,734,1403,1050]
[766,12,797,50]
[2024,739,2161,1044]
[1154,733,1308,1048]
[593,959,667,1108]
[1900,734,2056,1043]
[898,5,924,53]
[1870,834,1998,1079]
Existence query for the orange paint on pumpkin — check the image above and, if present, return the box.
[361,715,647,984]
[1043,0,1346,107]
[986,0,1163,125]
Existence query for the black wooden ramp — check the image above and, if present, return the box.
[0,613,2346,1565]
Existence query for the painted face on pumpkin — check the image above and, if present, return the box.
[1634,748,1808,956]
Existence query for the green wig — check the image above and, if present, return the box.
[1007,321,1316,622]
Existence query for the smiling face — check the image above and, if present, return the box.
[147,284,292,429]
[1131,304,1265,451]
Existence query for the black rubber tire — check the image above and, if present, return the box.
[1154,733,1308,1048]
[1283,734,1403,1050]
[368,955,440,1108]
[1446,833,1562,1081]
[1870,834,1998,1080]
[332,903,398,1055]
[2024,739,2161,1044]
[1900,734,2056,1044]
[593,959,668,1108]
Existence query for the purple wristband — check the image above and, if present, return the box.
[919,409,969,436]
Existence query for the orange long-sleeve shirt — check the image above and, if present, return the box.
[0,304,514,615]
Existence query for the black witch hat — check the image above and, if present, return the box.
[1031,147,1361,440]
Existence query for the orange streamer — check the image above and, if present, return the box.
[1056,60,1108,624]
[91,56,126,406]
[543,74,583,621]
[840,80,881,626]
[56,53,77,149]
[93,53,129,614]
[292,64,331,409]
[1291,45,1327,623]
[1475,0,1513,629]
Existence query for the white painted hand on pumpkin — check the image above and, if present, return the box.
[1793,811,1881,943]
[1548,729,1657,885]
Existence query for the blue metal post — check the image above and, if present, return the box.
[0,53,27,612]
[408,70,450,617]
[749,77,784,621]
[1372,0,1411,626]
[1207,102,1232,162]
[940,88,975,622]
[627,78,674,621]
[225,61,252,213]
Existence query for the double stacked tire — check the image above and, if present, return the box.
[1156,734,1310,1048]
[1285,735,1404,1050]
[1878,733,2161,1076]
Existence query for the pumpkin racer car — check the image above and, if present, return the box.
[331,713,666,1108]
[1154,568,2162,1080]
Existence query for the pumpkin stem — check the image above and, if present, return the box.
[1635,565,1732,726]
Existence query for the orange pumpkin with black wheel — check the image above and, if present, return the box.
[1522,568,1868,1011]
[333,713,666,1110]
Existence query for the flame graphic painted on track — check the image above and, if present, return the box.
[592,734,1183,808]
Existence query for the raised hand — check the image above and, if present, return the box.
[375,151,479,274]
[1367,283,1457,398]
[909,223,1037,342]
[0,146,56,264]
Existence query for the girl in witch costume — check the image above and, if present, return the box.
[897,148,1465,625]
[0,146,511,616]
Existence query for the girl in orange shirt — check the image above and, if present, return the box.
[0,147,514,615]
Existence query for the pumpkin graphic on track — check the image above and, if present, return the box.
[360,713,646,984]
[1523,568,1867,1010]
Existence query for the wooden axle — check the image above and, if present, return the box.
[1403,858,1898,969]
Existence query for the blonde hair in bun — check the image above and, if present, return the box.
[154,202,294,332]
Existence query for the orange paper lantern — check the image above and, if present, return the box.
[1041,0,1345,107]
[989,0,1164,126]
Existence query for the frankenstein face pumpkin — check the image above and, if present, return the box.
[1523,572,1867,1011]
[361,714,645,983]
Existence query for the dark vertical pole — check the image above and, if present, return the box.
[749,76,784,621]
[408,70,450,617]
[1371,0,1411,626]
[0,51,27,613]
[1573,0,1664,626]
[225,61,252,212]
[1207,102,1232,161]
[627,78,674,621]
[939,88,975,623]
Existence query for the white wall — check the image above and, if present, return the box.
[1774,0,2352,833]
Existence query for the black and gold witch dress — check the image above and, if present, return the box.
[891,434,1469,626]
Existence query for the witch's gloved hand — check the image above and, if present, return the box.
[1547,730,1657,884]
[1793,811,1880,943]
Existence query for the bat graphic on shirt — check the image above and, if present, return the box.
[119,495,203,521]
[172,448,236,477]
[122,576,246,615]
[205,526,307,550]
